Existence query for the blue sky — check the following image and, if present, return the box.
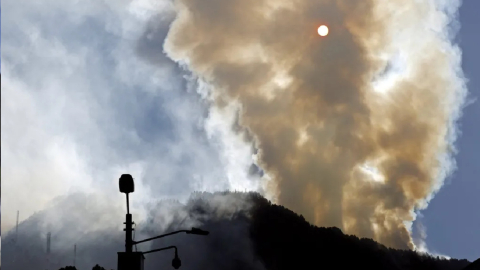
[0,0,478,263]
[415,0,480,260]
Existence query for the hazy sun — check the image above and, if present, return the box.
[317,25,329,36]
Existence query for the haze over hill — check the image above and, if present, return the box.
[1,192,476,270]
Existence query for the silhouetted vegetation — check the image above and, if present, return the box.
[91,264,111,270]
[461,258,480,270]
[247,192,474,270]
[56,264,112,270]
[57,266,77,270]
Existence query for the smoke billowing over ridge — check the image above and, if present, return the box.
[163,0,468,249]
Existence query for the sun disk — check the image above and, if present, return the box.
[318,25,329,36]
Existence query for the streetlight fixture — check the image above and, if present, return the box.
[188,228,209,236]
[119,174,135,253]
[117,174,209,270]
[141,246,181,269]
[118,174,144,270]
[132,227,209,246]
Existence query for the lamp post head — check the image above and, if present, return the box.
[172,250,182,269]
[188,227,209,236]
[119,174,135,194]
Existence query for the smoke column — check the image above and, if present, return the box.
[164,0,467,249]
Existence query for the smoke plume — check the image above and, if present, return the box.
[163,0,467,249]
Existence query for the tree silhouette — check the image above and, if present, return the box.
[58,266,76,270]
[91,264,107,270]
[56,264,112,270]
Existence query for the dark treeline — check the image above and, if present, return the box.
[247,193,475,270]
[57,265,108,270]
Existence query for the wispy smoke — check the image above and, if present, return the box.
[164,0,468,249]
[413,213,451,259]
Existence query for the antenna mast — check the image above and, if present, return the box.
[74,244,77,267]
[47,232,51,254]
[13,210,19,264]
[46,232,52,269]
[15,210,19,243]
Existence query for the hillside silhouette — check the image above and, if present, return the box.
[461,258,480,270]
[2,191,477,270]
[247,193,475,270]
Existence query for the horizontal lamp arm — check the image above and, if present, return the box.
[132,230,189,245]
[142,245,177,256]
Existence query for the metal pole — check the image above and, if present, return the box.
[125,194,133,253]
[142,245,177,255]
[126,193,130,214]
[125,214,133,253]
[132,230,189,245]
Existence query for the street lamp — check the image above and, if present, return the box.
[119,174,134,253]
[118,174,144,270]
[188,228,209,236]
[141,246,181,269]
[132,228,209,246]
[117,174,209,270]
